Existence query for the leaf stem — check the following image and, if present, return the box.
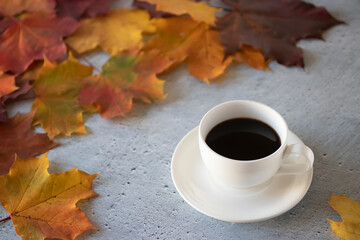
[0,216,10,223]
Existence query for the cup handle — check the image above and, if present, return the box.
[275,143,314,176]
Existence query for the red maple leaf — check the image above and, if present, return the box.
[0,112,58,175]
[216,0,343,67]
[0,13,80,74]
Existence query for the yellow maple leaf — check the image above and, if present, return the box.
[328,193,360,240]
[0,153,98,240]
[141,0,220,25]
[66,9,155,55]
[31,54,93,138]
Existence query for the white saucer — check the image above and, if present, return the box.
[171,127,313,223]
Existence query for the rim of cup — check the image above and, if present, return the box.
[199,100,289,163]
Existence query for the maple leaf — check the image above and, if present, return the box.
[78,53,166,118]
[328,193,360,240]
[186,27,233,82]
[0,72,18,98]
[0,0,55,16]
[56,0,112,19]
[0,113,57,175]
[66,9,155,55]
[216,0,344,67]
[142,17,233,82]
[0,153,98,240]
[0,13,80,74]
[139,0,220,25]
[31,54,93,138]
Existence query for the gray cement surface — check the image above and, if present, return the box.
[1,0,359,239]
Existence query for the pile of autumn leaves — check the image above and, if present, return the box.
[0,0,356,240]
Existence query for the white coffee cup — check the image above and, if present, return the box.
[198,100,314,189]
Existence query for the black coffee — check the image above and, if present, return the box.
[205,118,281,160]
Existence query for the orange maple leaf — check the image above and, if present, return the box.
[0,13,80,74]
[66,9,155,55]
[0,0,55,16]
[78,52,166,118]
[139,0,220,25]
[32,54,93,138]
[141,17,230,82]
[328,193,360,240]
[0,153,98,240]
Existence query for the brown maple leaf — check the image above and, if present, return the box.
[56,0,113,19]
[0,13,80,74]
[0,153,98,239]
[216,0,344,67]
[0,112,58,175]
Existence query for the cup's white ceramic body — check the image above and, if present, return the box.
[199,100,314,189]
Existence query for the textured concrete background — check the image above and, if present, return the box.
[1,0,359,239]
